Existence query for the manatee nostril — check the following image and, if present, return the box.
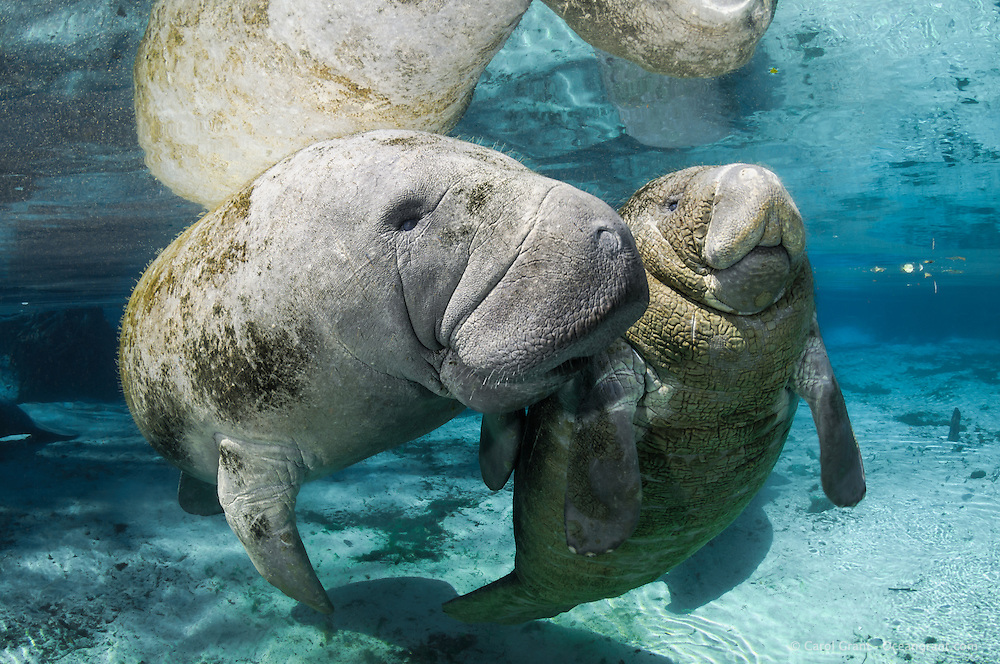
[738,165,764,182]
[596,227,623,253]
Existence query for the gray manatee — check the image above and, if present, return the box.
[118,130,648,614]
[444,164,866,624]
[134,0,532,208]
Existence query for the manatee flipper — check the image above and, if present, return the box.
[793,319,866,507]
[443,571,575,624]
[178,471,224,516]
[216,435,334,614]
[564,346,645,555]
[479,410,526,491]
[948,407,961,442]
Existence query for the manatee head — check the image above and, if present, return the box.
[434,177,650,413]
[544,0,776,77]
[245,131,648,414]
[620,163,805,315]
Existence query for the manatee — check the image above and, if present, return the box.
[134,0,777,209]
[0,399,76,445]
[134,0,532,208]
[444,164,866,624]
[118,130,649,614]
[544,0,777,76]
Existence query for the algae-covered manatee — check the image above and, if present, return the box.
[445,164,866,624]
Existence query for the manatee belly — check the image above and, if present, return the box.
[512,388,796,607]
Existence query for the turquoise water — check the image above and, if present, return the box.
[1,2,998,662]
[456,2,1000,342]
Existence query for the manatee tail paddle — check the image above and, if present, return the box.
[443,572,575,625]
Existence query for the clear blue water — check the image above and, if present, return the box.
[1,2,998,662]
[454,1,1000,342]
[2,2,997,338]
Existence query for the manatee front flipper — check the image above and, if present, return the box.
[178,471,224,516]
[479,410,526,491]
[793,319,866,507]
[216,435,334,614]
[564,346,645,555]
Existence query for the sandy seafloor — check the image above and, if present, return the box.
[1,332,997,664]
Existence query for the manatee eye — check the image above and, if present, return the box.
[385,196,426,232]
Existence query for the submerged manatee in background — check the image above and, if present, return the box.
[134,0,532,208]
[134,0,776,208]
[445,164,866,624]
[543,0,777,76]
[118,130,648,614]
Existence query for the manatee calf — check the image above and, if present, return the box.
[445,164,866,623]
[119,130,648,613]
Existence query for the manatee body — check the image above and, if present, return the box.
[445,164,866,624]
[134,0,532,208]
[118,130,648,613]
[135,0,776,208]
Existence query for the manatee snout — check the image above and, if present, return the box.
[710,245,791,312]
[527,184,650,361]
[702,164,805,313]
[444,184,648,413]
[705,164,805,269]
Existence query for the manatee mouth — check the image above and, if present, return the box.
[438,278,646,414]
[435,181,649,413]
[552,355,592,376]
[706,245,791,314]
[441,354,593,414]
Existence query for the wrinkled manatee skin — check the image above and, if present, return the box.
[445,164,864,624]
[448,265,811,622]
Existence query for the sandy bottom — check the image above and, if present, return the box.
[2,334,998,664]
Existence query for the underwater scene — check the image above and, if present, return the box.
[1,0,998,662]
